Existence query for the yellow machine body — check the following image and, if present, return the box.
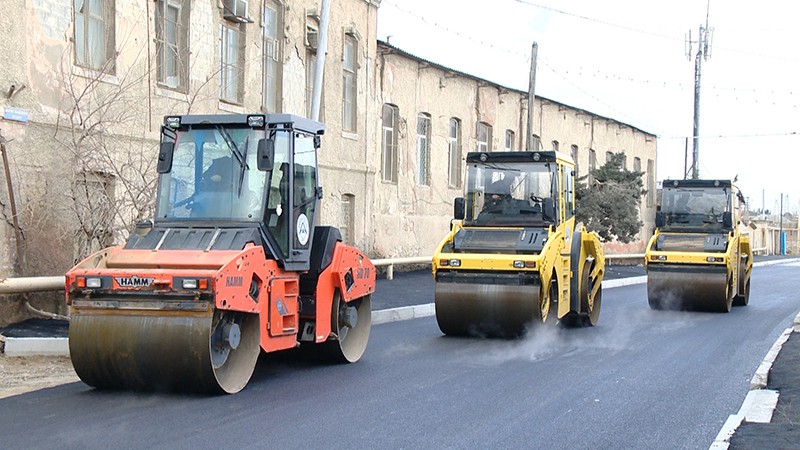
[432,151,604,337]
[645,179,752,312]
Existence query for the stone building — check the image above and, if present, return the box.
[0,0,655,322]
[373,42,657,257]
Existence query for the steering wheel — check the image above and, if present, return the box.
[530,194,544,203]
[175,194,196,208]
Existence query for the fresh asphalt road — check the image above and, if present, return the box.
[1,263,799,449]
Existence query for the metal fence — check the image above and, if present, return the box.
[0,254,647,294]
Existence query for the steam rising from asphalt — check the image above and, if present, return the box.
[460,306,708,367]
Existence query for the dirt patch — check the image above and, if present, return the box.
[0,353,79,399]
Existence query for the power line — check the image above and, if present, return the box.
[383,0,800,93]
[538,57,656,129]
[507,0,680,40]
[380,0,531,60]
[541,64,800,96]
[661,131,799,140]
[506,0,800,63]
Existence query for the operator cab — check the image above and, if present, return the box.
[455,151,573,228]
[129,113,324,271]
[657,179,736,233]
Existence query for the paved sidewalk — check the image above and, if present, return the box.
[727,319,800,449]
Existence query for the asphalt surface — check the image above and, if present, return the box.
[372,263,647,310]
[0,262,798,449]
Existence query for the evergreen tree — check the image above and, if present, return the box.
[575,152,645,243]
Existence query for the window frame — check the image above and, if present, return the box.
[262,1,283,112]
[342,33,358,132]
[381,104,399,183]
[416,113,431,186]
[647,159,655,207]
[155,0,189,92]
[505,129,515,151]
[570,144,579,175]
[448,118,462,188]
[73,0,116,73]
[477,122,492,152]
[219,21,246,104]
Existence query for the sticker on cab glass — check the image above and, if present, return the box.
[296,213,310,245]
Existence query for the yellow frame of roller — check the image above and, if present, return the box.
[645,179,752,312]
[432,151,605,337]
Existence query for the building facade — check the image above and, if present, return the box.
[0,0,655,322]
[373,42,657,257]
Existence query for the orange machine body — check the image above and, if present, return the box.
[66,241,376,355]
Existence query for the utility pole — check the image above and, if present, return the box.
[779,193,785,255]
[683,137,688,179]
[686,2,713,179]
[311,0,330,122]
[526,42,539,151]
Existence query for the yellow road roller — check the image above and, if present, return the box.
[432,151,605,337]
[645,179,752,312]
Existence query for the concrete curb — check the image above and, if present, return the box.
[372,303,435,325]
[750,328,792,390]
[3,337,69,357]
[752,257,800,268]
[603,275,647,289]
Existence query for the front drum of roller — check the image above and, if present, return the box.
[435,281,540,338]
[69,307,260,394]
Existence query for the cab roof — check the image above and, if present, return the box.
[465,151,574,165]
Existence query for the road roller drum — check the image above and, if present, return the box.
[434,275,540,337]
[646,265,731,312]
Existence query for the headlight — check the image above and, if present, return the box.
[247,115,265,127]
[449,259,461,267]
[165,116,181,128]
[513,260,525,269]
[86,277,102,288]
[180,278,209,290]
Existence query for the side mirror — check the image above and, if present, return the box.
[655,211,665,228]
[542,198,556,221]
[722,211,733,228]
[453,197,465,220]
[157,141,174,173]
[257,138,275,171]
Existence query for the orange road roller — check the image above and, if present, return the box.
[66,114,375,393]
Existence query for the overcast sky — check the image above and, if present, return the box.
[377,0,800,214]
